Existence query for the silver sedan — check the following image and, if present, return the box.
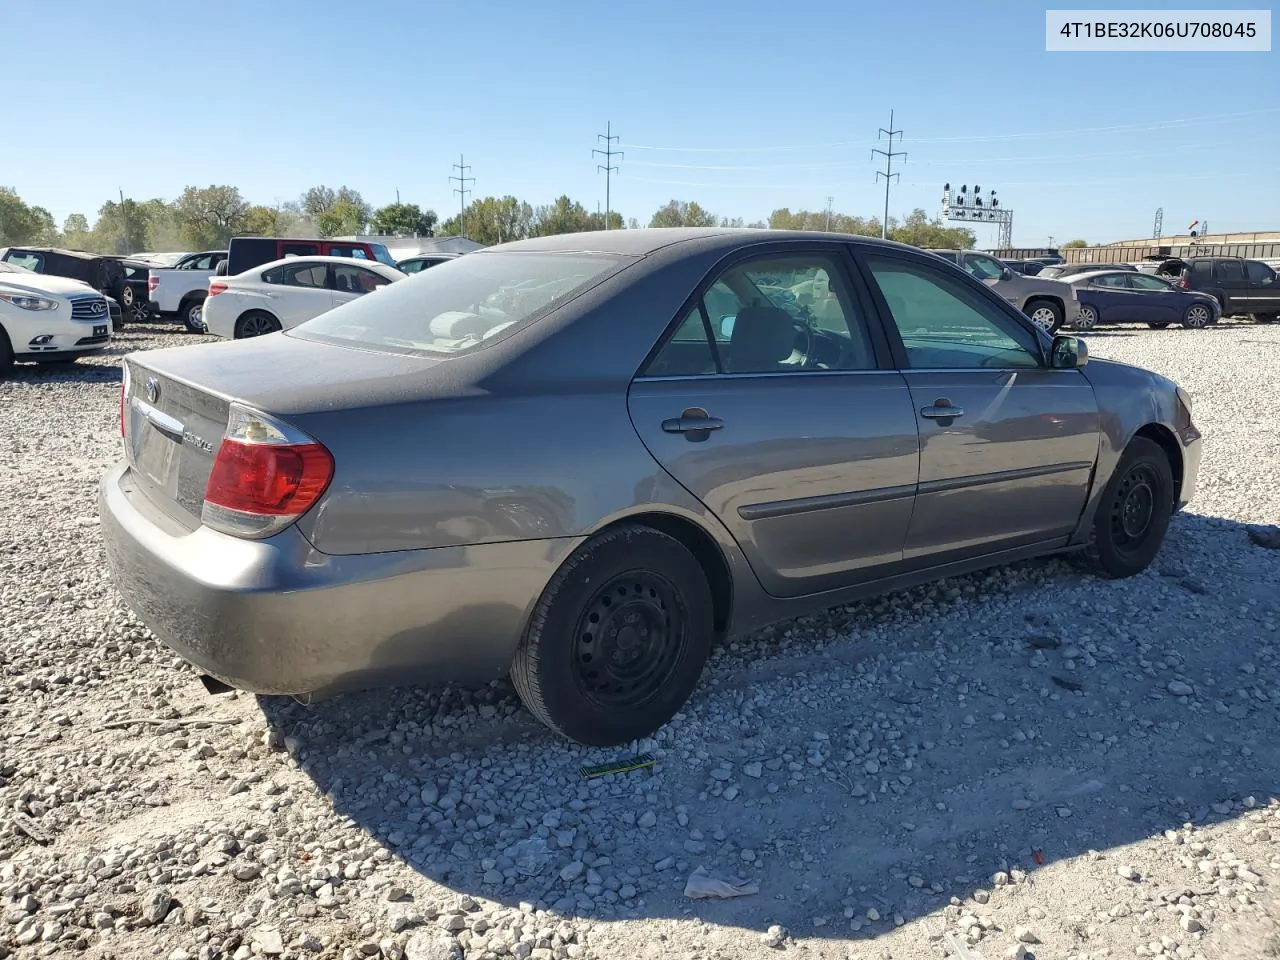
[100,229,1202,746]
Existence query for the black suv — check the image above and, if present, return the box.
[1156,256,1280,322]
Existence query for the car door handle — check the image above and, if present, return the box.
[662,409,724,438]
[921,400,964,419]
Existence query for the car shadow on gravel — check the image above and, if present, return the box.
[258,510,1280,944]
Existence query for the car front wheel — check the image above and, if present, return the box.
[1072,436,1175,579]
[511,525,714,746]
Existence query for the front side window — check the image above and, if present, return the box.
[186,254,215,270]
[294,252,628,357]
[398,259,425,274]
[1246,260,1276,283]
[863,253,1042,370]
[643,253,876,376]
[963,254,1005,281]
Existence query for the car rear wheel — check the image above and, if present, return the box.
[235,310,282,339]
[1072,304,1098,331]
[1072,436,1175,579]
[1025,298,1064,334]
[1251,313,1277,324]
[180,295,207,334]
[126,291,150,324]
[1182,303,1213,329]
[511,524,714,746]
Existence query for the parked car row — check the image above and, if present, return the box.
[927,248,1079,334]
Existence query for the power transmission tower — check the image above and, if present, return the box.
[1152,206,1163,239]
[449,154,474,230]
[593,122,623,230]
[824,196,834,231]
[872,111,906,240]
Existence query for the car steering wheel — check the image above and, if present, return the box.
[791,319,816,367]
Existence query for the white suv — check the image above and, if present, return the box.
[0,262,113,373]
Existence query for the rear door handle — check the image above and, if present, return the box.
[662,408,724,440]
[921,400,964,419]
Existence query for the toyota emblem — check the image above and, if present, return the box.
[145,377,160,404]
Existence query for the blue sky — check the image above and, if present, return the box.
[3,0,1276,245]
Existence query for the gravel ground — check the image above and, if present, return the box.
[1,318,1278,960]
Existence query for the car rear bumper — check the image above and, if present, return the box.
[99,463,578,697]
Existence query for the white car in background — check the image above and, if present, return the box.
[0,261,113,373]
[202,256,405,339]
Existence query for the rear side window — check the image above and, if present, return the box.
[264,262,328,287]
[293,252,628,357]
[4,251,43,272]
[1190,261,1213,283]
[327,245,370,261]
[280,243,319,259]
[1215,260,1246,282]
[398,259,425,274]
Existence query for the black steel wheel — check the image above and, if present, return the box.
[1072,436,1174,579]
[512,524,714,746]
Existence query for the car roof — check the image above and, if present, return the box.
[5,246,102,261]
[488,227,922,258]
[1069,269,1133,281]
[237,255,405,277]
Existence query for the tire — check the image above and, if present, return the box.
[124,288,150,324]
[1147,322,1171,329]
[1025,298,1064,335]
[1072,436,1175,580]
[1251,313,1277,324]
[35,357,79,365]
[235,310,282,339]
[511,524,714,746]
[1072,304,1098,331]
[1182,302,1213,329]
[0,328,13,375]
[180,295,207,334]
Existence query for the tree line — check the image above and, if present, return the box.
[0,184,979,254]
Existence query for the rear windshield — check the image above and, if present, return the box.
[292,251,628,357]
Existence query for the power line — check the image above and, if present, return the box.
[872,110,906,240]
[449,154,474,225]
[593,122,623,230]
[619,107,1280,154]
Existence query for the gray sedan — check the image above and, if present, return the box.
[100,229,1203,746]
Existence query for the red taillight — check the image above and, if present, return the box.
[201,405,333,540]
[147,276,159,292]
[208,281,227,297]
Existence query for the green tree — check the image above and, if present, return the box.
[0,188,46,245]
[301,185,370,231]
[887,208,975,249]
[370,202,438,237]
[768,207,880,235]
[627,217,640,230]
[439,196,533,246]
[649,199,717,228]
[531,195,593,236]
[1061,239,1088,248]
[586,210,624,231]
[62,213,91,249]
[316,198,367,237]
[242,205,284,236]
[174,185,250,248]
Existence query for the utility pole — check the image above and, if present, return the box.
[449,155,474,233]
[824,196,834,231]
[395,188,401,204]
[118,187,129,254]
[593,122,623,229]
[872,111,906,240]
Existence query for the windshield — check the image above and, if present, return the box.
[0,261,33,274]
[370,243,397,268]
[293,251,628,357]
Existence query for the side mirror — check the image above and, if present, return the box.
[719,315,736,339]
[1000,267,1014,281]
[1051,334,1088,369]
